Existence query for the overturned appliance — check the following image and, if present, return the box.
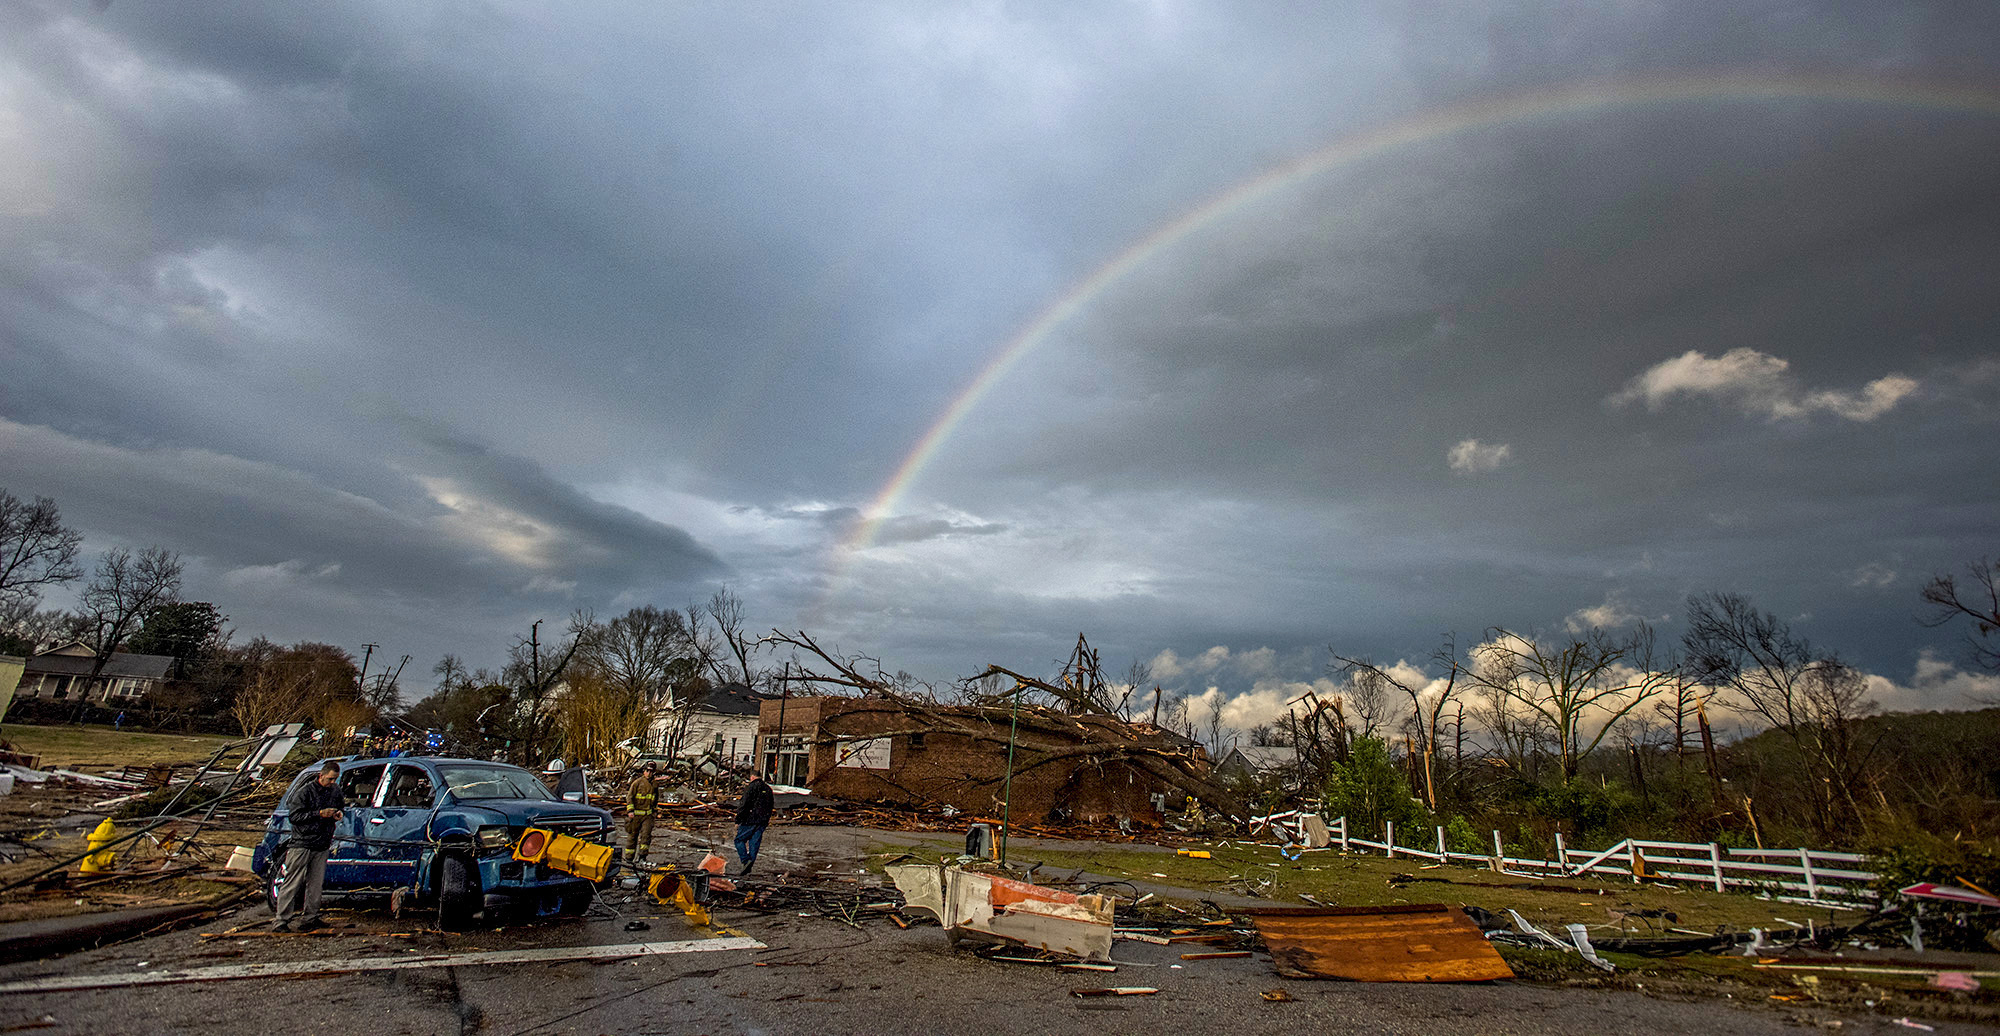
[888,863,1115,961]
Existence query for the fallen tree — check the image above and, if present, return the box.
[760,629,1250,821]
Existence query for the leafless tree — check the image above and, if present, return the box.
[1120,658,1153,721]
[1331,635,1464,812]
[505,610,597,764]
[1465,624,1675,783]
[80,546,183,689]
[1325,650,1391,739]
[1921,556,2000,673]
[0,491,84,611]
[581,605,699,704]
[1683,591,1877,836]
[704,587,758,685]
[432,654,470,695]
[1651,666,1703,766]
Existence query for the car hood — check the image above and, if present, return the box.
[452,798,613,829]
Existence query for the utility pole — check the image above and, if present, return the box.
[357,643,378,692]
[526,620,542,763]
[772,662,790,783]
[999,679,1024,869]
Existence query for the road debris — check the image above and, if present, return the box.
[889,863,1115,961]
[1242,905,1514,983]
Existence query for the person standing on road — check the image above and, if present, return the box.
[734,774,774,875]
[625,762,660,860]
[274,760,344,932]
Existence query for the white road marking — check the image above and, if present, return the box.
[0,937,766,995]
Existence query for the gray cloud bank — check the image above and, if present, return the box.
[2,0,1996,703]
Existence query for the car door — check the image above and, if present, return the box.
[326,762,388,886]
[354,762,435,888]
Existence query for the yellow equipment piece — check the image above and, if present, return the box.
[541,831,614,882]
[1176,849,1212,859]
[647,871,711,927]
[512,827,553,863]
[510,826,612,881]
[81,818,118,874]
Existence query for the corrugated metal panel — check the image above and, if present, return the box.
[1244,904,1514,983]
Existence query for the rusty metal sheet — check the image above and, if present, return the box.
[1244,904,1514,983]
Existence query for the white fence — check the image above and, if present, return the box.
[1250,812,1879,909]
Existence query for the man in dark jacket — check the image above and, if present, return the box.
[274,760,345,931]
[733,775,774,875]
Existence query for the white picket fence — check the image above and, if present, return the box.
[1250,812,1879,909]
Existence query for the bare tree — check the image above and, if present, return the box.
[1921,556,2000,673]
[506,610,596,764]
[0,490,84,611]
[1466,624,1675,783]
[1331,636,1464,812]
[1683,591,1876,836]
[80,546,183,692]
[704,587,757,685]
[1119,658,1152,721]
[582,606,698,702]
[1651,666,1703,767]
[1326,650,1391,739]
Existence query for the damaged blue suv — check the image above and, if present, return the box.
[252,756,615,928]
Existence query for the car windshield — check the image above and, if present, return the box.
[435,764,555,801]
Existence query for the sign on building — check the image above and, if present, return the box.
[834,737,891,769]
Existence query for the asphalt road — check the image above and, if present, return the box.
[0,824,1983,1036]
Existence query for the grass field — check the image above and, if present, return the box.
[0,723,236,769]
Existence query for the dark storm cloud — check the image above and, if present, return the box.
[0,415,720,607]
[3,0,1996,698]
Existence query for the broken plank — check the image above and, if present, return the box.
[1180,951,1251,960]
[1071,987,1157,997]
[1241,904,1513,983]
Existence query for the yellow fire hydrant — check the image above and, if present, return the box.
[80,818,118,874]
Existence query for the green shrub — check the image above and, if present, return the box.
[1322,737,1429,834]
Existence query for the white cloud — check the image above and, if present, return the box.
[220,558,341,592]
[1149,648,1184,681]
[1611,348,1917,422]
[1850,562,1898,589]
[1447,439,1512,474]
[1864,650,2000,712]
[1563,592,1659,633]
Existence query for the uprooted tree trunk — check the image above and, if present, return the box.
[762,629,1251,821]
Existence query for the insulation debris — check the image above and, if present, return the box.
[888,863,1116,962]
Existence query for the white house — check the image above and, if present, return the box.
[649,682,773,769]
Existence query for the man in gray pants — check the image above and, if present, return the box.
[274,760,345,931]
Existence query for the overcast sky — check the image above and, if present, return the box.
[4,0,1997,726]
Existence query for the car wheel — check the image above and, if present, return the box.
[437,854,479,931]
[263,844,291,915]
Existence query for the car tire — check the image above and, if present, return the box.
[437,854,479,931]
[263,844,291,915]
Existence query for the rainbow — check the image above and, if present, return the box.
[834,71,2000,574]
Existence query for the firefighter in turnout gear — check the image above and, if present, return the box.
[625,761,660,860]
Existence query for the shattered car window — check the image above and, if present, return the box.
[436,764,556,801]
